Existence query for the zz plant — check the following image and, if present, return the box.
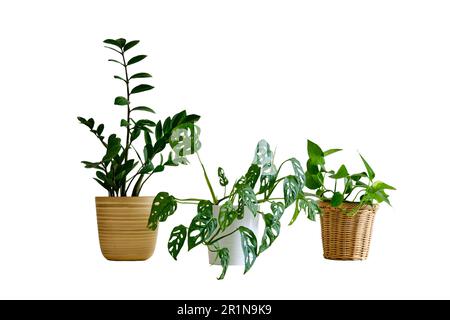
[290,140,396,223]
[78,38,200,196]
[148,140,305,279]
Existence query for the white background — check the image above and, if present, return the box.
[0,0,449,299]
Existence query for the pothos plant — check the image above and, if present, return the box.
[77,38,200,197]
[289,140,396,224]
[148,140,306,279]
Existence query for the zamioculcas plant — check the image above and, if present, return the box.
[78,38,200,261]
[290,140,395,260]
[148,140,305,279]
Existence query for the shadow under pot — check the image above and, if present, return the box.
[208,206,259,265]
[95,196,158,261]
[319,201,378,261]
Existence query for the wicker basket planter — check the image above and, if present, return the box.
[95,196,158,261]
[319,201,378,260]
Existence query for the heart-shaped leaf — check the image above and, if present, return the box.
[331,192,344,207]
[330,165,349,179]
[307,140,325,165]
[168,225,187,260]
[148,192,177,230]
[259,214,281,254]
[239,227,258,274]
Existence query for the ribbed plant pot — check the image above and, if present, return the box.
[319,201,378,261]
[95,196,158,261]
[208,206,259,266]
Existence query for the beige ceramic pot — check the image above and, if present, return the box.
[95,196,157,261]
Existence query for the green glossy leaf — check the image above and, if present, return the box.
[96,124,104,135]
[283,176,300,207]
[218,167,229,187]
[148,192,177,230]
[360,154,375,181]
[351,172,367,181]
[116,38,126,48]
[324,148,342,156]
[259,214,281,254]
[218,201,237,231]
[103,135,121,162]
[307,140,325,165]
[271,202,285,222]
[239,227,258,274]
[343,177,353,195]
[330,165,349,179]
[139,162,154,174]
[114,96,129,106]
[217,248,230,280]
[103,39,121,47]
[120,119,129,127]
[244,164,261,189]
[153,165,165,173]
[130,128,141,142]
[237,185,258,217]
[131,84,154,94]
[81,161,102,169]
[130,72,152,79]
[188,201,217,250]
[127,55,147,66]
[168,225,187,260]
[331,192,344,207]
[114,75,127,82]
[373,181,396,191]
[108,59,124,66]
[305,172,322,189]
[131,106,155,113]
[124,40,139,52]
[136,119,156,128]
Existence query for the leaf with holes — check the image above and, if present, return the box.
[239,227,258,274]
[244,164,261,189]
[217,248,230,280]
[147,192,177,230]
[188,201,217,250]
[237,185,258,217]
[283,175,300,207]
[168,225,187,260]
[290,158,305,188]
[217,167,229,187]
[218,201,237,231]
[259,214,281,254]
[271,201,285,222]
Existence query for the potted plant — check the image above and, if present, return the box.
[149,140,305,279]
[289,140,395,260]
[78,38,200,261]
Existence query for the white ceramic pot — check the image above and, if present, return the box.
[208,205,260,266]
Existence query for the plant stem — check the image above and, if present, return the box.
[196,153,218,204]
[175,197,204,202]
[208,228,239,245]
[120,49,131,196]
